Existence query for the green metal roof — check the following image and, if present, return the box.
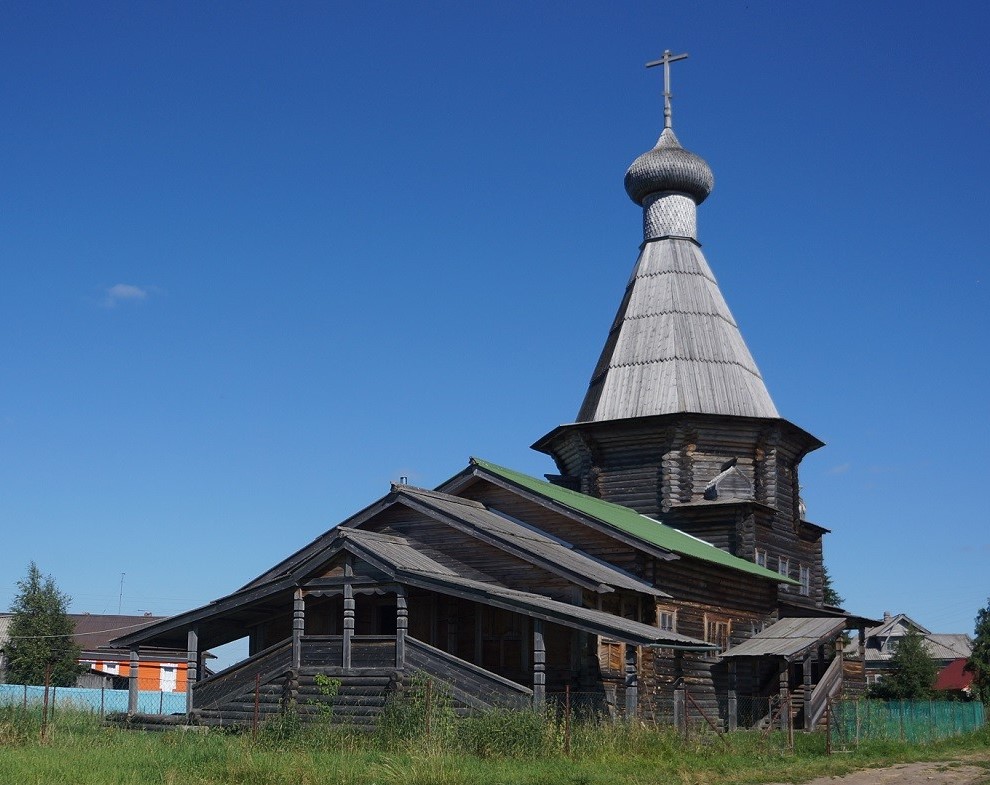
[469,457,798,585]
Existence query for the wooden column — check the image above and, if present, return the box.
[858,626,866,659]
[803,653,813,731]
[128,649,139,714]
[292,588,305,670]
[624,644,638,720]
[673,650,685,732]
[778,659,789,733]
[395,587,408,668]
[727,658,738,731]
[186,628,198,715]
[532,619,546,709]
[342,556,354,669]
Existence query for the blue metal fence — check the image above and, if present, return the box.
[0,683,186,715]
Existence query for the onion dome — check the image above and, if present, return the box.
[624,127,714,206]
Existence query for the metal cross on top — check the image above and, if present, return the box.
[646,50,688,130]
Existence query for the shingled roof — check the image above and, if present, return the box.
[577,237,779,422]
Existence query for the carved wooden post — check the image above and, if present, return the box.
[292,588,305,670]
[533,619,546,709]
[342,556,354,669]
[128,649,139,714]
[624,644,638,720]
[727,658,738,731]
[803,652,813,731]
[186,628,198,715]
[779,659,789,733]
[673,650,685,732]
[395,586,408,668]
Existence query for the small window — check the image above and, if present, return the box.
[778,557,790,579]
[799,565,811,596]
[656,604,677,633]
[754,548,767,568]
[704,615,731,652]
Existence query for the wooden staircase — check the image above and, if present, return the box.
[185,634,532,730]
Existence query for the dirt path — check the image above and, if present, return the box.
[764,755,990,785]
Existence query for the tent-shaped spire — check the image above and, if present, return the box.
[577,107,778,422]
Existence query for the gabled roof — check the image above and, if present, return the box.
[866,613,931,639]
[460,458,797,585]
[243,482,666,599]
[577,238,779,422]
[720,616,848,661]
[112,526,709,652]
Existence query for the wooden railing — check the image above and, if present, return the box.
[404,636,532,711]
[807,655,843,728]
[300,635,396,668]
[193,638,292,709]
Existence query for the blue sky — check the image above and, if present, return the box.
[2,1,988,663]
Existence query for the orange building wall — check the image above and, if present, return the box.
[94,659,188,692]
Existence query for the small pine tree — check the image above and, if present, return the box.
[965,597,990,703]
[869,628,938,700]
[5,562,82,686]
[822,565,844,607]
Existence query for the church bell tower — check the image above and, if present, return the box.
[532,52,828,607]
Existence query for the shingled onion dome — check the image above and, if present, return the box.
[624,128,713,242]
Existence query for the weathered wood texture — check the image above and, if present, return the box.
[404,636,532,710]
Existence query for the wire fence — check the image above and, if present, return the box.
[0,683,187,716]
[829,699,985,746]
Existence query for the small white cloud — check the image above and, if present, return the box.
[103,283,149,308]
[827,463,851,475]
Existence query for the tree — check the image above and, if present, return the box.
[4,562,82,686]
[868,628,938,700]
[822,565,844,607]
[965,597,990,703]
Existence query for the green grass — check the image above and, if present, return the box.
[0,703,988,785]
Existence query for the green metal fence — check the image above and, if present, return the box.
[830,699,985,745]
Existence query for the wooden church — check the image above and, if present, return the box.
[112,53,867,730]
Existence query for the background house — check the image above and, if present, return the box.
[0,612,209,693]
[854,612,973,687]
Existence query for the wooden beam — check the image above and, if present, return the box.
[803,653,813,732]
